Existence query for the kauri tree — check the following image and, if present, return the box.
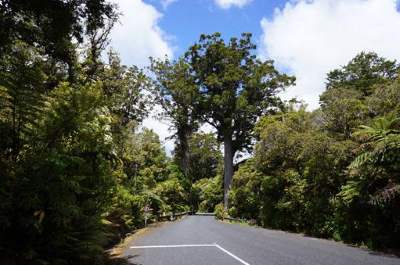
[184,33,294,208]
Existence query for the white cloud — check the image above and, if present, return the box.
[214,0,252,9]
[109,0,175,153]
[160,0,178,10]
[110,0,173,67]
[260,0,400,109]
[141,106,174,155]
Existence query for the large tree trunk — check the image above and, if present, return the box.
[223,136,234,210]
[177,125,195,211]
[178,126,191,177]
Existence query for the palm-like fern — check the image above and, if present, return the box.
[0,42,48,159]
[350,115,399,168]
[347,115,400,205]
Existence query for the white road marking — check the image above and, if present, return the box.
[214,244,250,265]
[129,243,251,265]
[130,244,215,249]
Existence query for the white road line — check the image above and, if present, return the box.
[130,244,215,249]
[129,243,251,265]
[214,244,250,265]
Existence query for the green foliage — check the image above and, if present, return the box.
[228,161,264,221]
[154,177,188,214]
[100,50,151,125]
[325,52,398,95]
[187,133,222,183]
[232,109,356,236]
[184,32,295,207]
[320,88,368,138]
[108,185,145,232]
[1,80,116,264]
[366,77,400,116]
[0,34,188,265]
[2,5,400,261]
[230,52,400,249]
[214,203,227,220]
[150,57,198,178]
[105,127,188,232]
[185,32,294,152]
[335,114,400,248]
[192,175,223,212]
[0,0,117,63]
[0,42,49,160]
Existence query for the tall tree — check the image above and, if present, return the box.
[101,51,151,126]
[150,58,198,178]
[0,0,117,81]
[320,52,399,138]
[0,0,116,59]
[184,33,294,208]
[0,42,48,161]
[187,132,222,183]
[324,52,398,97]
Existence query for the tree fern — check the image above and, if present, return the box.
[0,42,49,159]
[348,114,400,205]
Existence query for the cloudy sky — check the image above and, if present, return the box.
[108,0,400,152]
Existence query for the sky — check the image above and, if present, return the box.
[108,0,400,153]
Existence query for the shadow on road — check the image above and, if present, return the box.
[367,249,400,258]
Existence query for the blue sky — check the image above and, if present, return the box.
[147,0,286,56]
[109,0,400,151]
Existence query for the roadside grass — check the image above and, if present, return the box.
[222,219,252,227]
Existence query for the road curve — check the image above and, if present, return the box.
[123,215,400,265]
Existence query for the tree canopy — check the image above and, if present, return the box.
[228,52,400,249]
[183,32,295,207]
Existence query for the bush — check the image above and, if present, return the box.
[192,175,223,212]
[214,203,227,220]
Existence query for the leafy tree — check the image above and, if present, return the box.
[0,0,117,66]
[0,81,116,264]
[366,76,400,116]
[154,177,188,214]
[219,52,400,249]
[150,58,198,178]
[320,52,399,138]
[228,160,265,221]
[228,52,400,249]
[130,129,169,189]
[101,51,151,126]
[192,175,223,212]
[231,107,356,235]
[0,42,48,160]
[325,52,398,96]
[186,132,222,183]
[336,114,400,248]
[0,1,193,263]
[320,88,368,138]
[184,32,294,208]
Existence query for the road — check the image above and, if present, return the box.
[123,215,400,265]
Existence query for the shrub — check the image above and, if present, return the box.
[214,203,227,220]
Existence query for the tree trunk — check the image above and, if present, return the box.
[178,126,191,177]
[223,135,234,210]
[177,126,196,211]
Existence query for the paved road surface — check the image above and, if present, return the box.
[123,215,400,265]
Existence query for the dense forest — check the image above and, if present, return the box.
[0,1,399,264]
[227,52,400,249]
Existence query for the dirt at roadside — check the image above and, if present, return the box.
[105,217,187,264]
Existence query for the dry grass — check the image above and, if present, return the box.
[105,217,187,264]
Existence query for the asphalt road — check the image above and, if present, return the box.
[123,215,400,265]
